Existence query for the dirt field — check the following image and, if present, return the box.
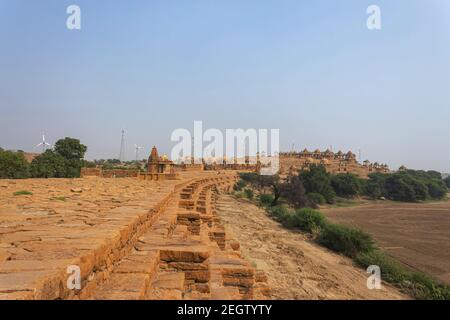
[216,195,407,300]
[321,197,450,286]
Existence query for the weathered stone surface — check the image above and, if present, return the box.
[159,247,210,263]
[152,272,185,290]
[92,273,150,300]
[0,172,266,300]
[114,250,159,275]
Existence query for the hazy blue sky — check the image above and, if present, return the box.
[1,0,449,171]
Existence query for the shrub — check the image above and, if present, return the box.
[317,223,374,258]
[258,194,274,206]
[0,150,30,179]
[244,188,254,199]
[268,205,291,222]
[307,192,326,205]
[233,180,246,191]
[408,272,450,300]
[13,190,33,196]
[285,208,328,233]
[51,196,67,201]
[356,250,408,284]
[234,191,245,199]
[356,250,450,300]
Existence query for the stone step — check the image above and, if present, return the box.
[91,250,160,300]
[148,271,186,300]
[91,273,151,300]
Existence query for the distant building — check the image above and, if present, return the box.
[147,146,175,174]
[280,149,389,178]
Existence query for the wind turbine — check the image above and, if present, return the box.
[36,133,52,153]
[134,144,144,162]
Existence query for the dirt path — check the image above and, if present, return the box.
[216,195,408,300]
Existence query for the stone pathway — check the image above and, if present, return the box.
[0,173,270,300]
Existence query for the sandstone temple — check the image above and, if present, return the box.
[81,146,389,180]
[279,149,389,178]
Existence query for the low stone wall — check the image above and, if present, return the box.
[81,168,139,178]
[138,173,179,181]
[80,168,102,177]
[102,169,139,178]
[174,164,204,172]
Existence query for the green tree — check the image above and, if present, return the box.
[385,176,416,202]
[54,137,87,178]
[331,173,363,198]
[30,150,66,178]
[426,180,447,199]
[266,175,282,206]
[281,175,312,208]
[364,181,383,199]
[299,165,336,203]
[0,150,30,179]
[365,170,447,202]
[444,176,450,189]
[412,179,429,201]
[365,173,388,197]
[426,170,442,180]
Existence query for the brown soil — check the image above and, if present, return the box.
[321,198,450,286]
[215,195,407,300]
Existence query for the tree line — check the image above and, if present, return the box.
[237,164,448,207]
[0,138,87,179]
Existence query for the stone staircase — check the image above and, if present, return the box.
[90,174,271,300]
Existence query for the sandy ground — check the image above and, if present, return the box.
[216,195,407,300]
[321,197,450,286]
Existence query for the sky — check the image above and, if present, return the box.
[0,0,449,171]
